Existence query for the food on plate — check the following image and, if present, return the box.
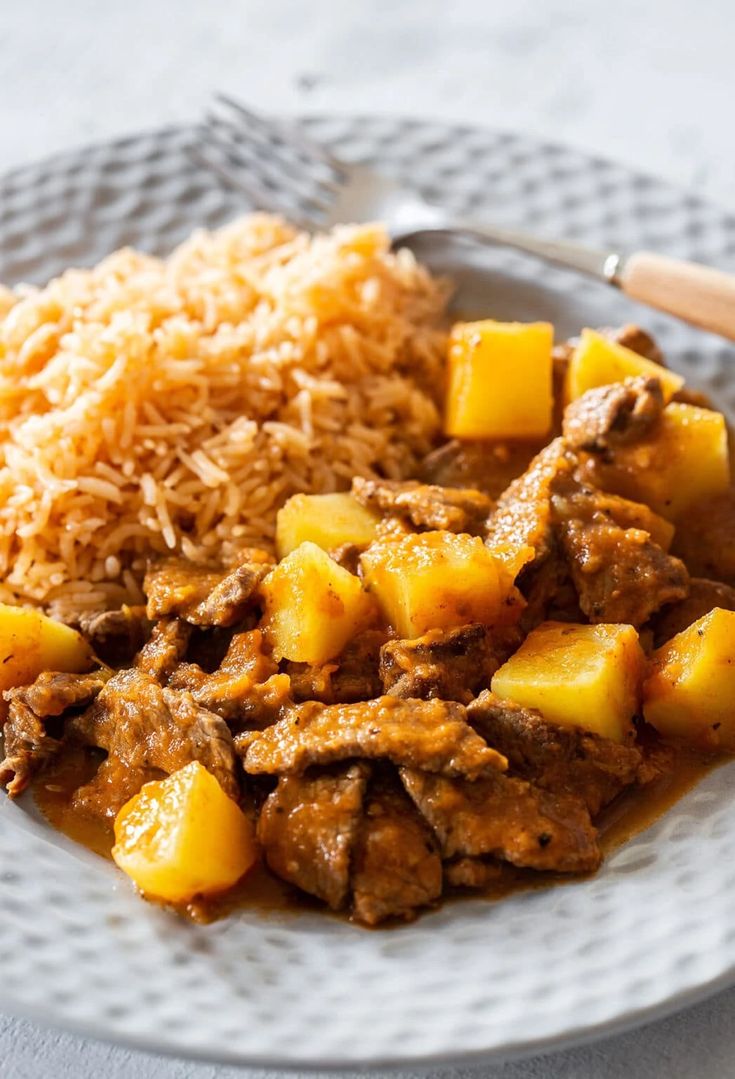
[1,216,733,926]
[0,604,92,712]
[643,608,735,749]
[112,761,257,904]
[445,319,553,438]
[565,328,684,403]
[491,622,644,743]
[261,541,377,663]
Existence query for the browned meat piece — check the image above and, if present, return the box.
[672,490,735,587]
[169,629,290,727]
[380,624,507,703]
[562,376,664,453]
[443,856,509,890]
[258,763,370,910]
[286,630,385,705]
[467,691,641,816]
[0,671,108,797]
[67,668,238,816]
[485,438,572,564]
[651,578,735,646]
[551,473,688,625]
[144,551,272,627]
[135,619,191,682]
[351,476,493,534]
[76,606,151,668]
[400,768,601,873]
[239,696,505,779]
[419,439,542,500]
[517,550,582,633]
[351,777,442,925]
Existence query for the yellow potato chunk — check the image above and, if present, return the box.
[276,492,379,559]
[582,402,730,520]
[0,604,92,713]
[643,608,735,749]
[112,762,256,904]
[261,541,377,663]
[445,319,553,439]
[361,530,522,638]
[491,621,644,743]
[566,328,684,403]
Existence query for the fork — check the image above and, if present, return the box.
[193,96,735,343]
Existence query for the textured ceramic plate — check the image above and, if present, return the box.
[2,117,735,1069]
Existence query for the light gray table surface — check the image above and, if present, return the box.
[2,0,734,1075]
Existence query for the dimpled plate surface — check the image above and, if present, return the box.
[1,117,735,1068]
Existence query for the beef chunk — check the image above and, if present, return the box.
[286,631,385,705]
[419,439,542,501]
[0,671,108,797]
[351,776,442,925]
[672,490,735,587]
[144,551,272,627]
[517,549,582,633]
[77,606,151,668]
[258,763,369,910]
[443,856,509,891]
[562,376,664,453]
[135,619,191,682]
[169,629,289,727]
[467,691,641,816]
[67,668,238,816]
[400,768,600,873]
[239,697,505,779]
[485,438,572,563]
[651,578,735,647]
[380,624,506,703]
[551,473,688,625]
[351,476,492,534]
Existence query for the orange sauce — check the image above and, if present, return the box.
[32,742,726,922]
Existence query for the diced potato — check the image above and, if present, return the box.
[445,319,553,439]
[276,492,379,559]
[581,402,730,520]
[261,541,377,663]
[643,608,735,749]
[112,762,256,904]
[361,530,523,638]
[491,621,644,743]
[565,328,684,403]
[0,604,92,713]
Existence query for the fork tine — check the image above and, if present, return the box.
[200,117,335,217]
[190,130,324,232]
[214,93,348,177]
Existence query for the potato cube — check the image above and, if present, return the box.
[643,608,735,749]
[261,541,377,663]
[276,492,379,559]
[112,761,257,904]
[361,530,523,638]
[566,329,684,403]
[491,621,644,743]
[0,604,92,715]
[445,319,553,439]
[581,402,730,519]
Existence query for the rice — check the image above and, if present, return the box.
[0,215,449,618]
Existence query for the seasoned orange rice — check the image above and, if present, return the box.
[0,216,448,618]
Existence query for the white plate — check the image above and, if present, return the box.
[2,116,735,1069]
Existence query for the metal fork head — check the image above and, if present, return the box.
[192,96,437,233]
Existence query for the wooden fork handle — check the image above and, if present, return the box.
[617,252,735,342]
